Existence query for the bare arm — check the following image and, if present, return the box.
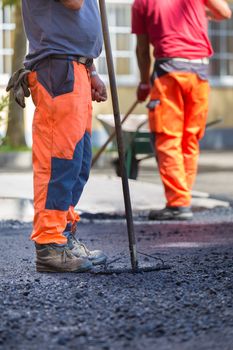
[206,0,232,20]
[136,34,151,84]
[59,0,84,10]
[135,34,151,101]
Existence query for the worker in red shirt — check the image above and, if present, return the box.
[132,0,232,220]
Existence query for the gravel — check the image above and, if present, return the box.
[0,207,233,350]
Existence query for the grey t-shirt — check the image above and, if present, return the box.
[22,0,103,69]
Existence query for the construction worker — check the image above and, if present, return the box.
[132,0,232,220]
[7,0,108,272]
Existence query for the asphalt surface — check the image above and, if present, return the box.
[0,151,233,349]
[0,207,233,350]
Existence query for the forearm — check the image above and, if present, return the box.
[136,36,151,83]
[59,0,84,10]
[206,0,232,20]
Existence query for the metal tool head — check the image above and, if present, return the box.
[90,252,171,275]
[91,263,171,275]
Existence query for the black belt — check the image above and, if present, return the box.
[49,54,93,68]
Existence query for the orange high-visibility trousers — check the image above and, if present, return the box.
[148,72,209,207]
[28,58,92,244]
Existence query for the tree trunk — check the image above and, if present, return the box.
[5,3,27,147]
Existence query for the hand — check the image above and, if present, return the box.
[137,82,150,102]
[91,74,107,102]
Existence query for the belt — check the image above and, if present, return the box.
[49,54,93,68]
[157,57,209,65]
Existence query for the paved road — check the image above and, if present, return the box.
[0,151,232,349]
[0,211,233,350]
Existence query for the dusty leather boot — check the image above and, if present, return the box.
[35,243,93,272]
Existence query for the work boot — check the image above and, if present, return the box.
[35,243,93,273]
[149,206,193,221]
[66,233,107,266]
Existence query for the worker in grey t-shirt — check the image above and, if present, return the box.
[22,0,108,273]
[22,0,103,69]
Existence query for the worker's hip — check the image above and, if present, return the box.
[28,55,92,101]
[27,57,93,213]
[152,57,209,82]
[28,56,92,158]
[147,71,209,139]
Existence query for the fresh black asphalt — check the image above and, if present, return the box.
[0,207,233,350]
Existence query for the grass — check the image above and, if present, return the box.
[0,145,31,152]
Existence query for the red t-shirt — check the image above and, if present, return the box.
[132,0,213,59]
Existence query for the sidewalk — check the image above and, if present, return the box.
[0,150,232,221]
[0,172,230,222]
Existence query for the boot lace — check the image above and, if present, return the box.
[71,235,91,256]
[61,246,74,263]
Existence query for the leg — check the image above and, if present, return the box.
[155,133,191,207]
[28,58,92,244]
[183,75,209,190]
[64,107,107,266]
[72,132,92,208]
[67,113,92,229]
[149,73,191,207]
[27,59,93,272]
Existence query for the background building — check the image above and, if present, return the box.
[0,0,233,149]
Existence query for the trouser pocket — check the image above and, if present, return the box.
[34,57,75,97]
[147,98,163,133]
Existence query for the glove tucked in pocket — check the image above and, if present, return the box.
[146,99,163,133]
[6,68,31,108]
